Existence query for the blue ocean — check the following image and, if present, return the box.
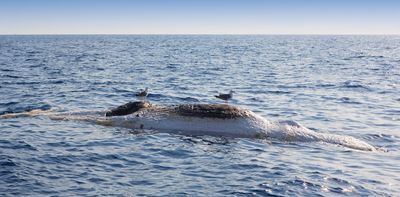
[0,35,399,196]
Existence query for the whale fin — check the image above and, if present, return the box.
[276,120,376,151]
[318,133,376,151]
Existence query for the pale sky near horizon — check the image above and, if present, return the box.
[0,0,399,35]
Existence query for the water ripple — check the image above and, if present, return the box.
[0,35,399,196]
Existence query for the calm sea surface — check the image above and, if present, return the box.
[0,35,399,196]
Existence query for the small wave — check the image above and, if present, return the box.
[112,88,133,93]
[0,158,17,167]
[340,81,372,91]
[177,97,199,102]
[0,68,14,72]
[1,101,19,106]
[49,80,64,84]
[29,63,45,68]
[365,133,397,142]
[14,81,41,85]
[256,176,360,196]
[321,96,361,104]
[2,75,22,79]
[145,93,200,103]
[343,55,385,60]
[0,103,52,115]
[248,97,265,103]
[340,97,362,104]
[166,63,181,69]
[26,50,40,55]
[74,54,89,62]
[378,90,395,94]
[316,83,336,88]
[25,58,39,62]
[181,136,230,145]
[147,93,166,99]
[0,139,37,151]
[45,141,72,148]
[383,109,400,115]
[277,84,309,89]
[265,90,292,94]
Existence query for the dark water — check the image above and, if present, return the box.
[1,35,399,196]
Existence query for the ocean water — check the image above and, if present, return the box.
[0,35,399,196]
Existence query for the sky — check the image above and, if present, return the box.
[0,0,399,35]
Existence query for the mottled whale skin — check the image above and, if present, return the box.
[0,101,376,151]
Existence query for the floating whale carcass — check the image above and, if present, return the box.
[0,101,376,151]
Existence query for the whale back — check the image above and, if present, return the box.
[106,102,250,119]
[106,101,151,116]
[174,104,250,119]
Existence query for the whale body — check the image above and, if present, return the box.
[0,101,376,151]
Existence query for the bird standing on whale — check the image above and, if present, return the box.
[136,87,148,97]
[215,90,235,102]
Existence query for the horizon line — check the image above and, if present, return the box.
[1,33,399,36]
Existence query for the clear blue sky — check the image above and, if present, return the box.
[0,0,399,34]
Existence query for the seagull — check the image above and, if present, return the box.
[215,90,235,102]
[136,87,148,97]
